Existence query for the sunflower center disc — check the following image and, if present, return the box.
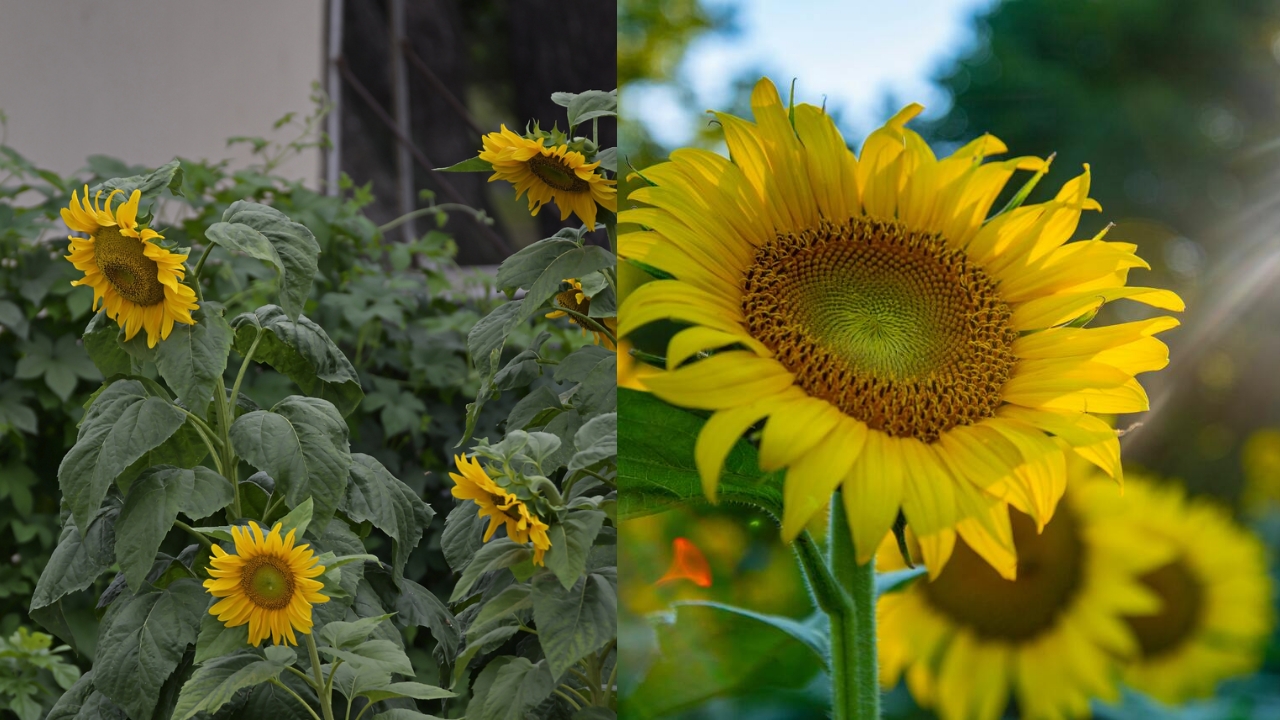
[555,287,590,315]
[922,507,1085,641]
[242,556,296,609]
[1126,559,1204,658]
[528,153,590,193]
[743,217,1018,442]
[93,226,167,306]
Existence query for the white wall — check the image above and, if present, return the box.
[0,0,324,184]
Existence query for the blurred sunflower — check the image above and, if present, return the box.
[547,278,617,349]
[62,186,199,348]
[618,77,1182,571]
[1119,476,1274,703]
[450,454,552,566]
[479,125,616,228]
[204,521,329,647]
[879,472,1170,720]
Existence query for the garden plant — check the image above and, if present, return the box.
[0,86,617,720]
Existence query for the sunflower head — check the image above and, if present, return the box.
[546,278,617,349]
[449,453,553,566]
[619,76,1183,573]
[879,473,1172,720]
[478,125,617,228]
[63,185,199,348]
[1119,476,1274,703]
[203,520,329,646]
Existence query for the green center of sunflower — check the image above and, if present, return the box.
[241,556,295,609]
[922,506,1085,641]
[528,153,590,193]
[93,225,167,306]
[743,217,1017,442]
[1125,558,1204,659]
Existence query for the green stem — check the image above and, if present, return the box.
[269,677,322,720]
[305,634,336,720]
[213,376,240,520]
[183,415,224,476]
[177,408,224,450]
[228,328,262,414]
[557,685,590,708]
[190,242,215,283]
[173,520,214,552]
[829,491,879,720]
[556,306,617,346]
[377,203,490,233]
[603,210,616,256]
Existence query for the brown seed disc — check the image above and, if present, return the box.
[528,153,590,193]
[93,226,167,306]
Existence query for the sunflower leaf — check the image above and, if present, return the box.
[171,647,296,720]
[83,311,132,377]
[341,454,433,586]
[519,245,616,323]
[450,540,534,602]
[154,305,232,421]
[115,465,195,592]
[58,379,186,537]
[207,201,319,321]
[531,567,616,678]
[478,657,554,720]
[231,306,364,417]
[318,613,396,650]
[95,578,206,719]
[229,396,352,529]
[543,510,606,591]
[391,578,459,658]
[91,159,183,200]
[318,639,413,677]
[565,89,618,129]
[435,157,493,173]
[193,612,250,664]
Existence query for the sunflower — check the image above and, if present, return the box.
[1118,476,1273,704]
[618,77,1182,571]
[62,186,199,348]
[450,454,553,566]
[479,125,617,228]
[203,521,329,647]
[878,471,1171,720]
[546,278,618,349]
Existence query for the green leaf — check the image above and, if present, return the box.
[91,159,183,200]
[594,147,617,174]
[521,246,616,322]
[319,613,396,650]
[435,156,494,173]
[46,671,130,720]
[495,237,579,294]
[154,304,232,419]
[341,454,433,584]
[58,379,186,533]
[15,333,101,401]
[572,710,616,720]
[575,353,618,416]
[361,681,454,703]
[617,388,782,520]
[0,381,37,435]
[567,412,615,479]
[450,539,534,602]
[0,299,29,340]
[554,345,613,383]
[565,90,618,128]
[531,568,616,678]
[451,625,519,688]
[184,467,234,520]
[229,395,352,528]
[318,638,413,676]
[467,300,525,378]
[393,578,460,658]
[95,579,207,719]
[479,657,554,720]
[543,510,606,590]
[441,502,485,572]
[876,566,928,595]
[371,711,448,720]
[276,496,314,539]
[673,601,828,665]
[83,311,131,377]
[194,611,250,664]
[172,647,296,720]
[30,502,117,633]
[232,305,364,417]
[116,465,193,592]
[467,584,532,640]
[206,201,319,320]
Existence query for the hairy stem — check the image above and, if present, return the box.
[829,492,879,720]
[305,634,336,720]
[228,328,262,414]
[172,521,214,552]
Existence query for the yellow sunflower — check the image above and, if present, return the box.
[1119,476,1274,704]
[879,470,1170,720]
[546,278,618,349]
[450,454,553,566]
[479,125,617,228]
[618,77,1182,572]
[62,186,199,348]
[203,521,329,647]
[618,340,660,391]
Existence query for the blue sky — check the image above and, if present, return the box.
[629,0,996,146]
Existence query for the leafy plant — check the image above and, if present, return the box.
[0,626,81,720]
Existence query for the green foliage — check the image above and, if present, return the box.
[0,627,81,720]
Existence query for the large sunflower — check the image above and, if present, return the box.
[618,77,1182,571]
[1119,476,1274,704]
[479,125,617,228]
[62,186,199,348]
[450,454,553,566]
[204,521,329,647]
[878,471,1170,720]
